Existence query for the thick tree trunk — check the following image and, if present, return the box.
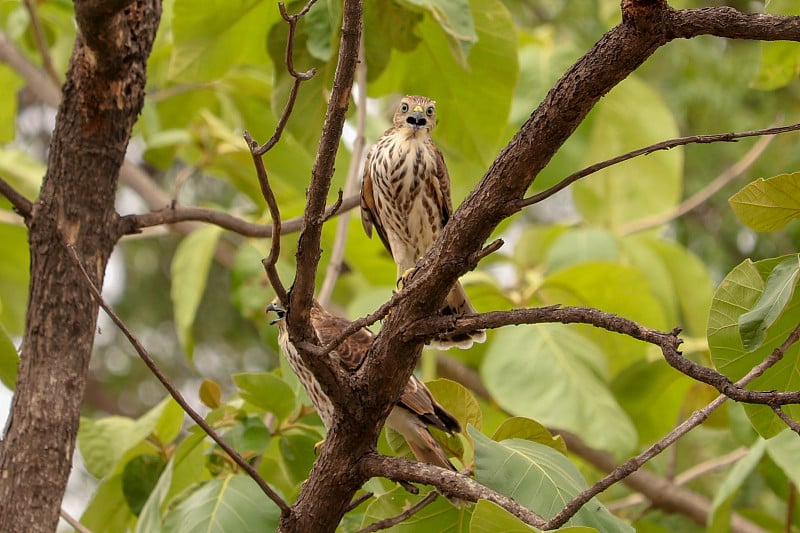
[0,2,161,530]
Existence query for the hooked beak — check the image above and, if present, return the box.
[406,108,426,132]
[266,302,285,325]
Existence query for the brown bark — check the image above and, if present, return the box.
[0,1,161,531]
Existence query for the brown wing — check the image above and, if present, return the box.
[310,302,371,371]
[360,147,394,256]
[399,375,461,434]
[431,140,453,228]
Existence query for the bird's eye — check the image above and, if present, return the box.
[400,103,409,113]
[426,106,434,117]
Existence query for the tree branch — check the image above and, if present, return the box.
[22,0,61,84]
[0,175,33,222]
[358,453,547,529]
[356,491,438,533]
[517,122,800,210]
[65,244,290,515]
[0,30,61,106]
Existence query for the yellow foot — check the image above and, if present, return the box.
[314,439,325,454]
[395,267,418,292]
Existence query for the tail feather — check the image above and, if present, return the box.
[428,282,486,350]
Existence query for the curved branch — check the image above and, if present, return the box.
[356,491,438,533]
[358,453,547,529]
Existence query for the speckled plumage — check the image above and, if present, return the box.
[270,300,461,471]
[361,95,486,349]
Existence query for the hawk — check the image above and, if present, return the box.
[268,300,461,471]
[360,95,486,349]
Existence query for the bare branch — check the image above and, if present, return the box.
[277,1,319,82]
[0,175,33,222]
[345,492,374,513]
[59,508,92,533]
[318,33,368,307]
[0,31,61,106]
[65,244,290,515]
[356,491,438,533]
[517,122,800,210]
[359,453,547,529]
[770,405,800,436]
[667,6,800,41]
[621,131,778,234]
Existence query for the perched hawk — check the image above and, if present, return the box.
[268,300,461,471]
[360,95,486,349]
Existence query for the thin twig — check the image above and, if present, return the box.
[621,132,776,234]
[345,491,374,513]
[516,122,800,209]
[356,491,439,533]
[318,32,368,307]
[244,131,288,303]
[0,175,33,221]
[59,508,92,533]
[65,244,290,515]
[770,405,800,435]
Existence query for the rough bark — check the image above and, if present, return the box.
[0,1,161,531]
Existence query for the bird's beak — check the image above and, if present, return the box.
[266,302,285,325]
[406,105,426,132]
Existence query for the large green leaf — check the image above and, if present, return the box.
[573,75,682,231]
[0,65,23,142]
[0,326,18,389]
[765,428,800,488]
[398,0,478,61]
[170,0,276,82]
[539,261,667,372]
[171,225,223,359]
[738,255,800,351]
[162,474,281,532]
[233,371,296,420]
[469,499,537,532]
[481,324,637,455]
[80,474,133,533]
[78,397,181,479]
[708,257,800,437]
[752,4,800,90]
[545,227,619,273]
[134,460,173,533]
[472,428,633,532]
[490,417,567,455]
[729,173,800,232]
[370,0,517,174]
[0,222,30,335]
[123,454,167,516]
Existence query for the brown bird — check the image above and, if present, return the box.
[360,95,486,349]
[267,300,461,471]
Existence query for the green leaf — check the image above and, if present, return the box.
[363,0,423,82]
[123,455,167,516]
[278,431,319,486]
[304,0,339,61]
[171,225,223,359]
[765,428,800,488]
[80,474,133,533]
[79,397,180,478]
[170,0,276,81]
[233,371,296,420]
[491,416,567,455]
[199,378,222,408]
[162,474,281,532]
[729,173,800,232]
[0,326,18,389]
[472,428,633,532]
[481,324,637,456]
[708,440,766,533]
[0,222,30,335]
[469,499,536,532]
[545,227,619,273]
[0,147,44,200]
[134,460,173,533]
[573,75,682,231]
[398,0,478,61]
[738,256,800,351]
[708,257,800,437]
[0,65,23,142]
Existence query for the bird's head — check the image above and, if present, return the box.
[266,298,287,325]
[393,95,437,134]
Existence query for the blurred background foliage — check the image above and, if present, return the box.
[1,0,800,531]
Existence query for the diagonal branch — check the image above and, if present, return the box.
[516,122,800,210]
[0,175,33,222]
[65,243,290,515]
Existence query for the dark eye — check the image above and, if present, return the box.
[426,106,434,117]
[400,102,409,113]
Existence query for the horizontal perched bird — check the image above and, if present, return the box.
[268,300,461,471]
[361,95,486,349]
